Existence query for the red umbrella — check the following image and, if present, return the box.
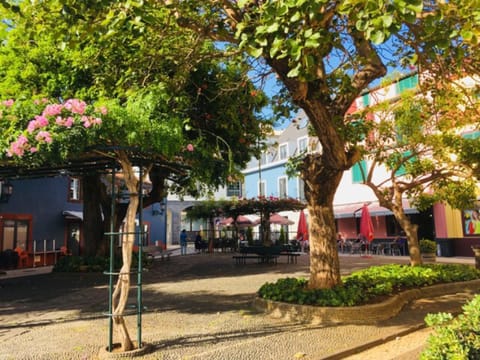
[360,204,374,242]
[270,213,294,225]
[296,210,308,241]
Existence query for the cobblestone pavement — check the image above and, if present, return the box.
[0,250,476,360]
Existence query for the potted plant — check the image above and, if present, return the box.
[419,239,437,263]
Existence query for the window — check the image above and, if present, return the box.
[278,177,287,198]
[463,131,480,139]
[298,137,308,153]
[260,152,268,165]
[69,177,81,201]
[1,219,29,251]
[298,178,305,201]
[226,181,242,197]
[279,143,288,160]
[258,180,266,197]
[309,138,320,153]
[351,160,367,183]
[396,74,419,93]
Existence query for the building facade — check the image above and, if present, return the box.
[0,176,167,268]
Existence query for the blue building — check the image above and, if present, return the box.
[0,175,167,268]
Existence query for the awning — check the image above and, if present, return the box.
[62,210,83,220]
[334,200,418,219]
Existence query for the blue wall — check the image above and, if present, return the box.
[1,177,166,251]
[244,162,300,199]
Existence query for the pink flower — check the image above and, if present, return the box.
[43,104,63,117]
[27,120,38,133]
[81,115,91,128]
[186,144,194,152]
[97,106,108,115]
[7,135,29,157]
[34,115,49,127]
[30,147,38,153]
[35,131,52,143]
[64,99,87,115]
[17,135,28,146]
[64,116,74,128]
[2,99,14,107]
[91,117,102,126]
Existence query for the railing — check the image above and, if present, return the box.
[32,239,63,267]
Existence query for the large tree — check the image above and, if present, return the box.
[156,0,479,288]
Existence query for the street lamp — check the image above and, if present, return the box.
[0,180,13,203]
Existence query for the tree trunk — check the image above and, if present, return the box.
[369,184,423,266]
[110,154,140,352]
[303,154,344,289]
[82,174,105,257]
[390,206,422,266]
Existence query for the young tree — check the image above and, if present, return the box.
[357,78,479,265]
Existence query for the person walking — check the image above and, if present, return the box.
[180,229,188,255]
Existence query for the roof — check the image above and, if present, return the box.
[334,200,418,219]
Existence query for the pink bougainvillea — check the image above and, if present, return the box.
[186,143,194,152]
[64,99,87,115]
[2,98,106,158]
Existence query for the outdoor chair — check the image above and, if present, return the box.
[14,247,28,268]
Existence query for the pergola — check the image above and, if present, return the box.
[0,146,164,352]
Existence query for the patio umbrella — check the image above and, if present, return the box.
[360,204,374,242]
[269,213,294,225]
[219,215,260,227]
[296,210,308,241]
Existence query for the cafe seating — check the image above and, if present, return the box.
[14,247,29,268]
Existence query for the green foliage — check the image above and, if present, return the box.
[0,0,272,197]
[419,239,437,254]
[421,295,480,360]
[258,264,480,307]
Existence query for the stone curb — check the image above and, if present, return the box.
[253,279,480,325]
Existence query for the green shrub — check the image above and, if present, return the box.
[419,239,437,253]
[421,295,480,360]
[258,264,480,307]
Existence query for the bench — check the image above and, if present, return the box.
[141,245,173,261]
[279,252,301,264]
[232,255,278,265]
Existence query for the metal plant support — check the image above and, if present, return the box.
[104,163,145,352]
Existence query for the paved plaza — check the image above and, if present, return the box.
[0,249,477,359]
